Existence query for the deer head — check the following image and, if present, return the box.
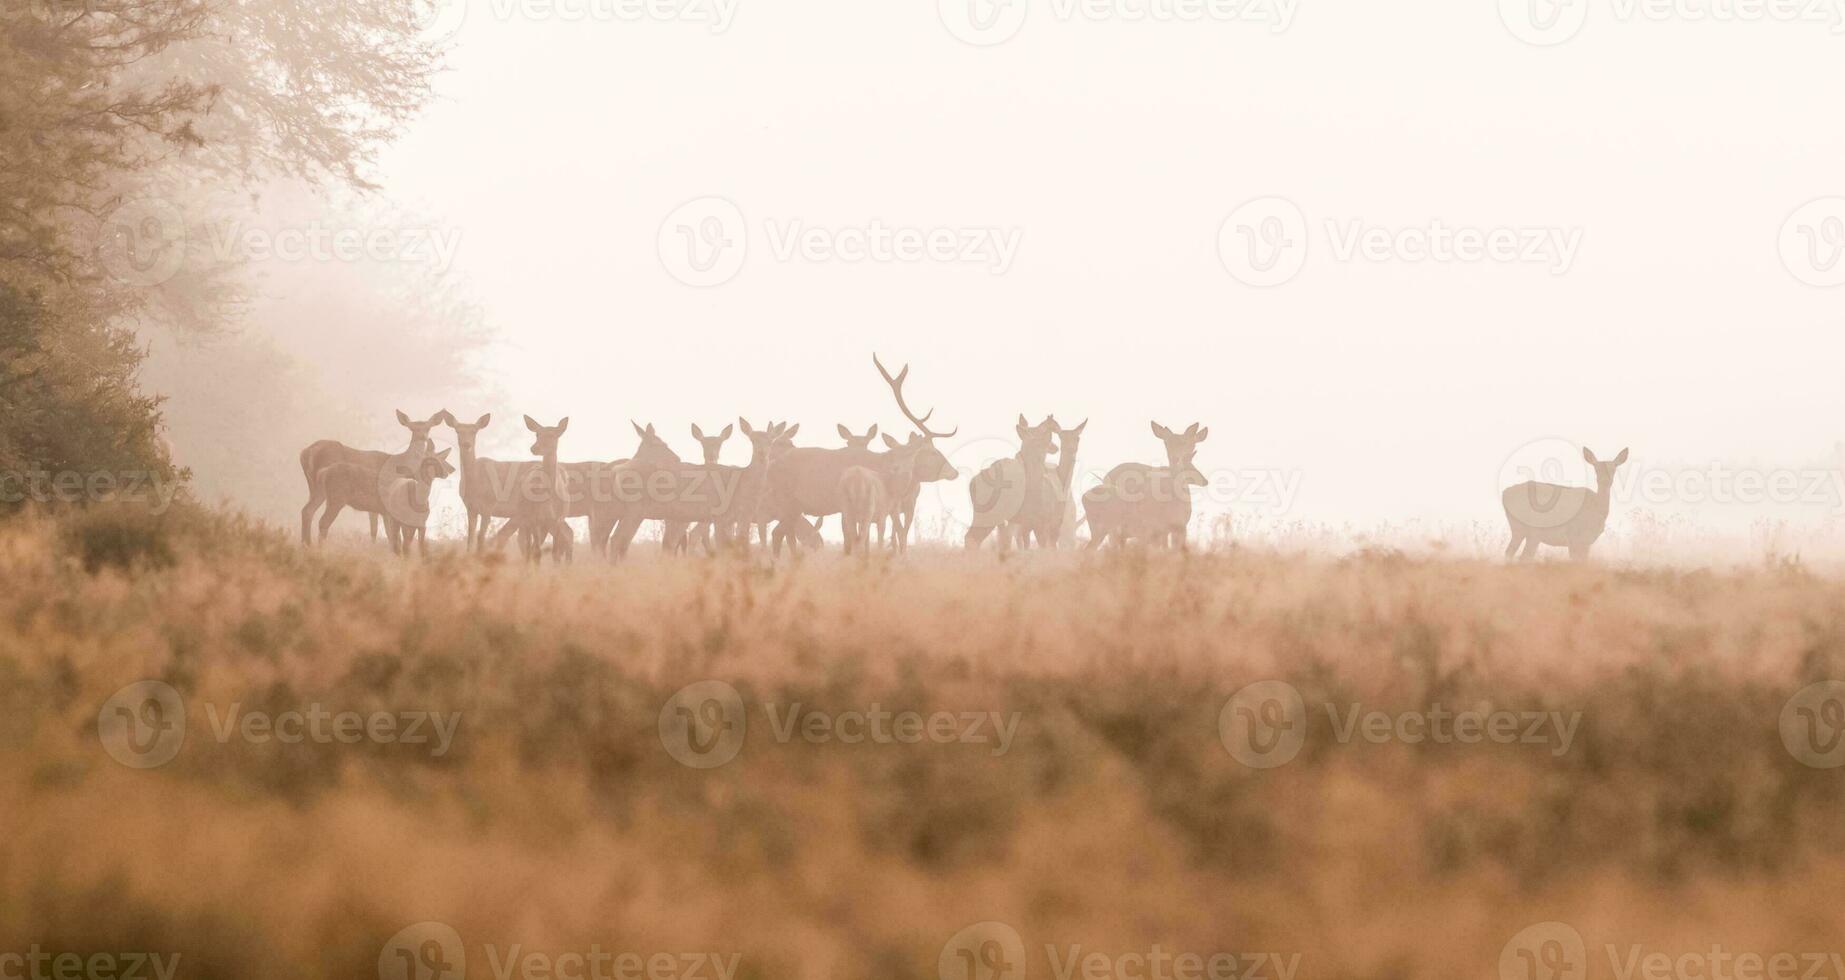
[397,409,444,451]
[630,421,679,465]
[1583,447,1629,494]
[1056,419,1088,457]
[442,412,492,457]
[740,419,795,466]
[1016,414,1058,464]
[526,415,569,459]
[874,354,957,483]
[691,423,734,464]
[1152,421,1209,488]
[837,424,879,451]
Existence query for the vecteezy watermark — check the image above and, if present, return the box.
[657,681,1021,769]
[937,0,1298,47]
[1781,681,1845,768]
[1500,921,1845,980]
[1500,0,1845,47]
[97,681,461,768]
[1217,197,1583,286]
[0,469,185,514]
[0,947,181,980]
[96,198,187,287]
[1778,198,1845,287]
[200,220,464,274]
[1220,681,1583,769]
[656,197,1023,287]
[379,922,740,980]
[938,922,1302,980]
[476,0,738,31]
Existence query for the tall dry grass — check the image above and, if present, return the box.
[3,504,1845,978]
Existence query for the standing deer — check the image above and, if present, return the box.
[513,416,570,563]
[839,463,894,557]
[1082,422,1209,550]
[672,423,733,556]
[581,423,686,556]
[311,444,452,553]
[964,415,1058,552]
[443,412,574,553]
[872,355,958,550]
[1503,447,1628,561]
[762,355,955,555]
[1035,419,1087,548]
[299,410,445,545]
[380,449,453,557]
[601,420,787,560]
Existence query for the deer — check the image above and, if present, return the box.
[1031,419,1087,548]
[311,444,452,553]
[964,415,1059,553]
[671,423,733,556]
[299,410,446,545]
[1503,447,1628,561]
[872,356,958,550]
[580,423,687,557]
[602,420,786,560]
[1082,422,1209,550]
[838,465,890,557]
[441,412,575,553]
[380,449,454,557]
[762,355,956,556]
[511,416,570,563]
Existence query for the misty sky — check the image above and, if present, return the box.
[343,0,1845,537]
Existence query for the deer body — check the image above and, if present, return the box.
[1503,447,1628,561]
[1083,422,1209,550]
[513,416,570,563]
[965,416,1057,553]
[838,466,889,556]
[312,446,451,552]
[299,410,444,545]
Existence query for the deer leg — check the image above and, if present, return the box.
[301,495,321,546]
[608,517,644,561]
[964,523,995,550]
[318,502,343,545]
[1504,529,1523,560]
[369,512,379,541]
[1569,543,1589,561]
[1519,536,1540,561]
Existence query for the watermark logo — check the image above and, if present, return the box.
[940,0,1297,46]
[1779,198,1845,287]
[940,922,1027,980]
[1221,681,1583,769]
[939,0,1030,45]
[1782,681,1845,768]
[0,947,180,980]
[658,197,749,287]
[411,0,470,40]
[379,922,466,980]
[659,680,748,768]
[1499,0,1590,45]
[97,681,186,769]
[1219,680,1307,768]
[97,198,187,287]
[657,198,1023,286]
[1218,196,1309,287]
[1499,922,1588,980]
[1219,198,1581,286]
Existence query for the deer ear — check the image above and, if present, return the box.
[1071,419,1088,436]
[645,423,656,436]
[1017,420,1031,439]
[476,413,491,428]
[633,421,647,439]
[882,434,901,450]
[556,417,569,433]
[739,417,755,435]
[525,415,541,432]
[435,409,453,426]
[1613,448,1629,465]
[436,448,452,460]
[1582,447,1598,464]
[1153,422,1173,440]
[692,423,705,440]
[397,409,412,426]
[867,424,878,439]
[719,424,733,440]
[1194,426,1209,442]
[837,424,852,440]
[783,423,800,439]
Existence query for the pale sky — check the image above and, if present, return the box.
[355,0,1845,541]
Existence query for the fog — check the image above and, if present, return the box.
[146,0,1845,550]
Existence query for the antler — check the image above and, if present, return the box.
[873,353,956,439]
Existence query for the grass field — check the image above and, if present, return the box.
[4,504,1845,980]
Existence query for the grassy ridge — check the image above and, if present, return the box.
[2,506,1845,978]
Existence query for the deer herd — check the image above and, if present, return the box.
[295,353,1629,562]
